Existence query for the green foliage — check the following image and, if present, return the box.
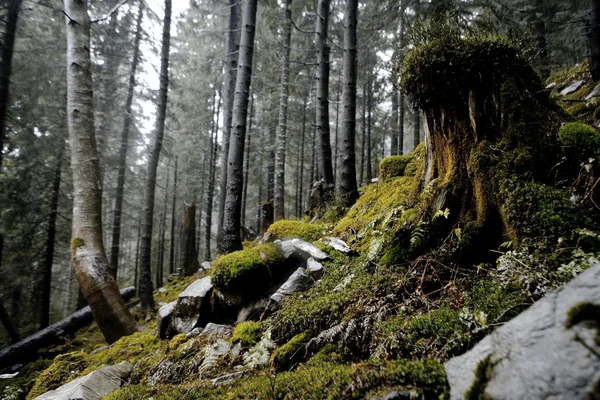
[271,331,310,371]
[465,355,493,400]
[210,244,284,294]
[558,122,600,164]
[27,352,90,399]
[379,154,415,180]
[266,220,323,242]
[231,321,262,347]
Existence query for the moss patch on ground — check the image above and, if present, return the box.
[267,220,324,242]
[379,154,416,180]
[231,321,262,347]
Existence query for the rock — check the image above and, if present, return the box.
[172,276,213,334]
[200,323,232,339]
[200,339,232,372]
[156,301,177,339]
[586,82,600,100]
[243,330,277,369]
[0,372,18,379]
[446,262,600,400]
[158,287,167,293]
[306,257,325,279]
[546,82,557,89]
[277,238,331,261]
[33,362,132,400]
[200,261,212,271]
[237,298,270,322]
[186,327,201,338]
[321,237,353,253]
[270,267,313,303]
[560,80,585,96]
[210,370,247,384]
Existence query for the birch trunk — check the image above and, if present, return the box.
[219,0,258,254]
[138,0,171,312]
[242,92,254,225]
[64,0,137,342]
[274,0,293,220]
[338,0,359,206]
[109,1,144,277]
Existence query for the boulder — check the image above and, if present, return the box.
[200,323,232,338]
[276,238,331,261]
[156,301,177,339]
[321,237,353,254]
[306,257,325,279]
[446,263,600,400]
[171,276,213,334]
[560,80,585,96]
[237,298,270,322]
[200,261,212,271]
[33,362,132,400]
[586,82,600,100]
[270,267,313,303]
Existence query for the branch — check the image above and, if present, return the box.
[57,9,76,23]
[92,0,129,23]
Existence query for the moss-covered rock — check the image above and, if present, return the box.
[27,352,90,399]
[271,331,310,372]
[266,220,323,242]
[379,154,415,180]
[559,122,600,164]
[231,321,261,347]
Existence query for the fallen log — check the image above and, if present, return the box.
[0,286,136,371]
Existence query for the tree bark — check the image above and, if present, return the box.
[64,0,137,343]
[338,0,359,206]
[589,0,600,80]
[414,108,421,149]
[109,1,144,277]
[366,59,372,182]
[360,83,366,185]
[168,156,178,275]
[205,88,221,261]
[297,96,307,218]
[139,0,171,312]
[40,148,63,329]
[274,0,293,220]
[217,0,242,243]
[179,203,199,276]
[0,287,135,370]
[219,0,258,254]
[314,0,334,194]
[0,300,19,344]
[156,166,169,287]
[391,87,399,155]
[242,92,254,225]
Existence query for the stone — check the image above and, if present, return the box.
[210,370,247,384]
[33,362,132,400]
[446,262,600,400]
[243,330,277,368]
[270,267,313,303]
[545,82,557,89]
[586,82,600,100]
[277,238,331,261]
[306,257,325,279]
[321,237,353,253]
[200,261,212,271]
[156,301,177,339]
[0,372,18,379]
[200,339,232,372]
[172,276,213,334]
[158,287,167,293]
[560,80,585,96]
[237,298,270,322]
[200,323,232,339]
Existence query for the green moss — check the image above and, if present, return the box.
[70,237,85,253]
[559,122,600,164]
[379,154,415,180]
[210,243,284,295]
[465,355,493,400]
[231,321,262,347]
[546,61,590,89]
[306,344,349,366]
[267,220,323,241]
[27,352,90,399]
[0,359,52,400]
[565,302,600,329]
[468,280,529,323]
[87,329,162,369]
[271,331,310,372]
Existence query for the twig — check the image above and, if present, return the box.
[92,0,129,23]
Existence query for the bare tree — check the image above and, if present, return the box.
[64,0,137,342]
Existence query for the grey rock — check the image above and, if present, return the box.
[446,262,600,400]
[200,323,232,339]
[200,261,212,271]
[0,372,18,379]
[321,237,353,253]
[270,267,313,303]
[186,327,201,338]
[210,370,247,384]
[33,362,132,400]
[237,298,270,322]
[172,276,213,334]
[156,301,177,339]
[158,287,167,293]
[306,257,325,279]
[200,339,232,372]
[277,239,331,261]
[586,82,600,100]
[546,82,557,89]
[560,80,585,96]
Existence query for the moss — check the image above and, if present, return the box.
[306,344,350,366]
[468,280,529,323]
[86,329,162,369]
[70,237,85,253]
[559,122,600,164]
[271,331,310,372]
[565,302,600,329]
[465,355,493,400]
[0,359,52,399]
[27,352,90,399]
[231,321,262,347]
[210,243,284,295]
[546,61,590,89]
[379,154,415,180]
[266,220,323,242]
[154,274,199,304]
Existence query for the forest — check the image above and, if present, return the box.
[0,0,599,398]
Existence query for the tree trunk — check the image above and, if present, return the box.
[40,148,63,329]
[196,154,207,256]
[274,0,293,220]
[589,0,600,81]
[168,156,178,275]
[314,0,334,194]
[139,0,171,312]
[242,92,254,225]
[360,83,366,185]
[338,0,359,206]
[366,59,372,182]
[399,88,405,154]
[0,300,19,344]
[109,1,144,278]
[64,0,137,342]
[297,96,307,218]
[0,0,22,170]
[157,166,169,287]
[414,109,421,149]
[217,0,242,243]
[0,287,135,370]
[179,203,199,276]
[205,88,221,261]
[391,88,399,155]
[219,0,258,254]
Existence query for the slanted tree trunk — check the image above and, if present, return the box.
[217,0,242,243]
[139,0,171,312]
[274,0,293,220]
[64,0,137,342]
[339,0,359,206]
[219,0,258,254]
[179,203,199,276]
[168,156,178,275]
[109,2,144,278]
[589,0,600,81]
[314,0,335,195]
[0,0,22,170]
[40,148,63,329]
[242,92,254,225]
[205,88,221,261]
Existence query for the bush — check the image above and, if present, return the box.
[267,220,323,241]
